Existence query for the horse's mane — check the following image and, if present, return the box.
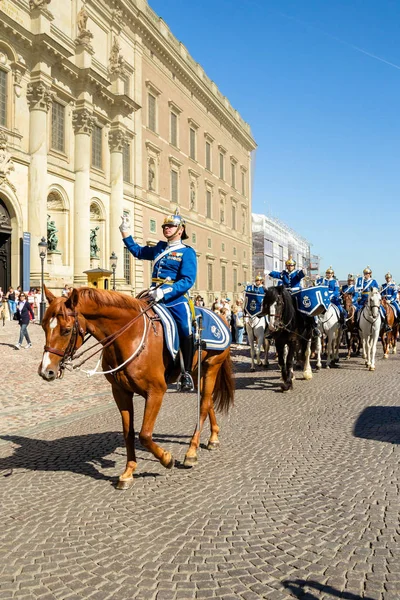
[263,286,296,325]
[76,287,148,312]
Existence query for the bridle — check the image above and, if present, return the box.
[44,309,86,375]
[42,299,159,376]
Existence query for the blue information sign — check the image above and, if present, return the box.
[22,232,31,291]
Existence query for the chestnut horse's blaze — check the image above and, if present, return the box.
[39,287,234,489]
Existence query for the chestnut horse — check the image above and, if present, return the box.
[38,287,234,489]
[380,298,398,358]
[342,292,360,359]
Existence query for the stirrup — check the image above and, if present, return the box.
[177,372,194,392]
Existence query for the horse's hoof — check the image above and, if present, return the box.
[369,366,375,371]
[383,354,388,359]
[263,364,269,369]
[250,367,255,372]
[303,372,312,381]
[116,476,134,490]
[207,441,220,451]
[315,365,321,371]
[183,455,198,467]
[161,451,174,469]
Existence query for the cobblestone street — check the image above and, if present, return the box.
[1,319,400,600]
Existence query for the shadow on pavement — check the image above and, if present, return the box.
[353,406,400,444]
[282,578,376,600]
[0,432,124,482]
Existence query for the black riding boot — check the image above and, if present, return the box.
[179,335,195,392]
[383,317,392,333]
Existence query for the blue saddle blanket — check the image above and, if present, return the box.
[244,291,265,316]
[292,285,331,316]
[153,305,231,360]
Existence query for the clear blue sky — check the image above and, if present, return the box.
[149,0,400,282]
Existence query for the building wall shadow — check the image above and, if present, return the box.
[353,406,400,444]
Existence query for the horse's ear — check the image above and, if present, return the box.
[44,284,56,305]
[65,288,79,310]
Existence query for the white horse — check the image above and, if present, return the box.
[358,288,381,371]
[316,304,342,369]
[244,314,270,372]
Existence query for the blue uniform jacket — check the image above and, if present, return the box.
[381,282,397,301]
[269,269,305,291]
[341,284,360,304]
[358,277,379,305]
[123,236,197,305]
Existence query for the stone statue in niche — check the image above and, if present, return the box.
[47,214,59,252]
[109,37,125,76]
[90,226,100,258]
[148,160,155,191]
[190,182,196,209]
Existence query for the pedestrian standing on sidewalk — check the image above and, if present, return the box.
[6,287,16,321]
[15,293,34,349]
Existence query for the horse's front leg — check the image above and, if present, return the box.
[315,335,322,370]
[139,388,174,470]
[112,385,137,490]
[302,339,313,380]
[184,367,217,467]
[263,338,270,368]
[369,332,380,371]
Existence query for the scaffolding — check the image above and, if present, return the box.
[252,213,319,284]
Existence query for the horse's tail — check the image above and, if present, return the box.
[212,351,235,414]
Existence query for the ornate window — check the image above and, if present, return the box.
[206,189,212,218]
[205,141,211,170]
[51,101,65,153]
[207,263,213,291]
[231,161,236,188]
[171,169,178,202]
[148,93,156,132]
[221,266,226,292]
[189,127,196,160]
[150,219,156,233]
[91,125,102,169]
[232,202,237,230]
[123,247,131,284]
[170,111,177,146]
[0,69,7,127]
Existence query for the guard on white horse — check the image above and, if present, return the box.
[244,275,269,371]
[358,287,381,371]
[316,266,346,327]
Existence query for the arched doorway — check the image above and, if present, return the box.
[0,199,11,292]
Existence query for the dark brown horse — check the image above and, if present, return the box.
[39,287,234,489]
[380,298,398,358]
[342,292,360,359]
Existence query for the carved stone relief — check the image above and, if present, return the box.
[72,109,95,135]
[76,1,93,50]
[109,37,125,77]
[0,130,15,191]
[26,82,54,112]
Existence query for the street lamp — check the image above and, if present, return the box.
[110,251,118,291]
[38,236,48,323]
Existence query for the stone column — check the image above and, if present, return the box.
[27,81,53,282]
[108,127,126,284]
[72,108,94,285]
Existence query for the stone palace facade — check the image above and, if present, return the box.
[0,0,256,301]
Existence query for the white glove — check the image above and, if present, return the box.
[148,287,164,302]
[119,215,131,233]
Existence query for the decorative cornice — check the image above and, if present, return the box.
[72,108,95,135]
[168,99,183,114]
[188,117,200,130]
[145,79,162,96]
[169,155,183,169]
[188,167,200,179]
[108,128,127,152]
[26,81,54,111]
[145,140,161,155]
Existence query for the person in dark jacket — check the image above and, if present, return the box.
[15,293,34,349]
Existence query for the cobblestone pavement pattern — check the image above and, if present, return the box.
[1,320,400,599]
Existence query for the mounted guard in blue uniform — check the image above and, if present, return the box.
[316,266,347,326]
[244,274,267,316]
[355,266,388,331]
[380,272,400,323]
[269,256,305,292]
[120,208,197,391]
[341,274,360,304]
[269,256,320,336]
